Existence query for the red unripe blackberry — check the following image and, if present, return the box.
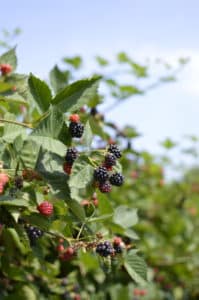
[133,289,140,296]
[65,147,78,164]
[139,290,147,296]
[109,173,124,186]
[57,244,65,253]
[104,153,116,168]
[63,162,72,175]
[94,167,109,183]
[0,183,4,194]
[113,236,122,245]
[69,114,80,123]
[108,144,122,159]
[66,247,75,256]
[59,238,64,244]
[99,181,112,193]
[69,122,84,138]
[37,201,53,216]
[61,247,75,261]
[0,63,12,75]
[81,199,90,206]
[74,294,81,300]
[0,173,9,185]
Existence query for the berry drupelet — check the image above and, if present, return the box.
[94,166,109,183]
[108,144,122,159]
[96,241,114,257]
[69,122,84,138]
[65,147,78,165]
[109,173,124,186]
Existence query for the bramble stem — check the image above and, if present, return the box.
[0,118,33,129]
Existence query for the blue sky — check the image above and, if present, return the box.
[1,0,199,155]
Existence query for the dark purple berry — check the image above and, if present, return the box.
[108,144,122,159]
[94,167,109,183]
[96,241,114,257]
[90,107,98,116]
[114,244,123,254]
[109,173,124,186]
[25,225,43,245]
[69,122,84,138]
[104,153,116,168]
[99,181,112,193]
[14,176,23,189]
[65,147,78,164]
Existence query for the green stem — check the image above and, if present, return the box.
[0,118,33,129]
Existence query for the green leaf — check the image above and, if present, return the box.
[113,206,138,228]
[0,47,17,71]
[2,112,27,143]
[0,198,29,207]
[51,76,100,113]
[81,121,93,149]
[95,56,109,66]
[31,107,64,139]
[161,138,177,149]
[20,139,41,169]
[69,156,94,190]
[28,73,52,112]
[124,250,147,285]
[50,65,70,93]
[0,82,13,92]
[62,56,82,69]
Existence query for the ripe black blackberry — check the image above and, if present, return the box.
[108,144,122,159]
[113,244,123,254]
[65,147,78,165]
[99,181,112,193]
[69,122,84,138]
[25,225,43,245]
[90,107,98,116]
[14,176,23,189]
[96,241,114,257]
[109,173,124,186]
[104,153,116,168]
[94,167,109,183]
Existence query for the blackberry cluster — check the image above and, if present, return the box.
[14,176,23,189]
[110,173,124,186]
[96,241,114,257]
[25,225,43,245]
[65,147,78,165]
[69,122,84,138]
[94,167,109,183]
[108,144,122,159]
